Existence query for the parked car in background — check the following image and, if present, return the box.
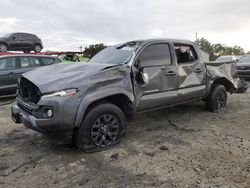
[0,54,60,96]
[236,55,250,79]
[215,55,239,63]
[0,33,43,53]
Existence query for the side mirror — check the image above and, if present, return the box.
[142,72,149,85]
[12,36,16,39]
[135,59,149,86]
[135,59,144,72]
[232,59,238,64]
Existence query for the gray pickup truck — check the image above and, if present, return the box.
[11,39,247,152]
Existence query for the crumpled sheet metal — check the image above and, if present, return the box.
[178,62,206,88]
[23,62,118,94]
[206,62,248,93]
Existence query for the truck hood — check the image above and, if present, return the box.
[23,62,117,93]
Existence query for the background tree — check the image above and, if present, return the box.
[232,46,244,55]
[83,43,107,58]
[195,37,245,61]
[195,37,216,60]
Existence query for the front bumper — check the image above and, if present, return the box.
[11,96,81,144]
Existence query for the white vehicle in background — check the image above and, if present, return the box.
[215,55,239,63]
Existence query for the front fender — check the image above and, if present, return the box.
[74,87,135,127]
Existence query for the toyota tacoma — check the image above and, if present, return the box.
[11,39,247,152]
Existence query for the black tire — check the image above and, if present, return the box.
[33,44,42,53]
[0,43,8,52]
[75,103,126,152]
[206,84,227,112]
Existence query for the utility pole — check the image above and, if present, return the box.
[195,32,198,42]
[79,46,82,52]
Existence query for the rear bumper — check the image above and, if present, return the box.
[11,103,73,144]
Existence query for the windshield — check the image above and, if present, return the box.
[238,56,250,63]
[216,56,233,62]
[89,42,139,65]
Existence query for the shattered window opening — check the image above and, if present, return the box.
[174,44,198,64]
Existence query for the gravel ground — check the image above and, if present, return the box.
[0,83,250,188]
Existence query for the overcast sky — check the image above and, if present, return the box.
[0,0,249,52]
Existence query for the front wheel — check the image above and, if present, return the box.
[206,84,227,112]
[75,103,126,152]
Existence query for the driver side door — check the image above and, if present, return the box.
[133,42,179,111]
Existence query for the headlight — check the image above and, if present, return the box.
[41,88,79,100]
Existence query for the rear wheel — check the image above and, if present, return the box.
[75,103,126,152]
[0,43,8,52]
[206,84,227,112]
[33,44,42,53]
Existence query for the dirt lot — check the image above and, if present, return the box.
[0,84,250,188]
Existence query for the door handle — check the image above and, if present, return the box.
[194,68,202,73]
[165,71,176,76]
[7,72,14,75]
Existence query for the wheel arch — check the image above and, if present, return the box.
[0,42,9,49]
[210,77,235,93]
[74,88,135,128]
[33,43,43,49]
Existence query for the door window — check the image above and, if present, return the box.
[139,43,172,67]
[20,57,41,69]
[0,57,16,71]
[174,44,198,64]
[40,57,54,65]
[11,34,21,39]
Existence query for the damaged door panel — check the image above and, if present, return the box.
[11,38,248,152]
[133,42,179,111]
[174,43,207,103]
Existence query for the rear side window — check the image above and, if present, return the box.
[39,57,54,65]
[139,43,172,67]
[15,34,23,39]
[22,34,33,39]
[20,57,41,69]
[174,44,198,64]
[21,34,29,38]
[0,57,16,71]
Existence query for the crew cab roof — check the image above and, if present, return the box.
[130,38,195,45]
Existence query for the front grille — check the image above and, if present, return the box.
[18,77,41,104]
[18,102,32,114]
[236,66,250,70]
[237,72,250,76]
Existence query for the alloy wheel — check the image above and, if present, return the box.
[91,114,119,147]
[216,90,226,110]
[34,45,41,52]
[0,44,7,52]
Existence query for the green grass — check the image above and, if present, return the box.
[79,56,89,62]
[60,56,89,63]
